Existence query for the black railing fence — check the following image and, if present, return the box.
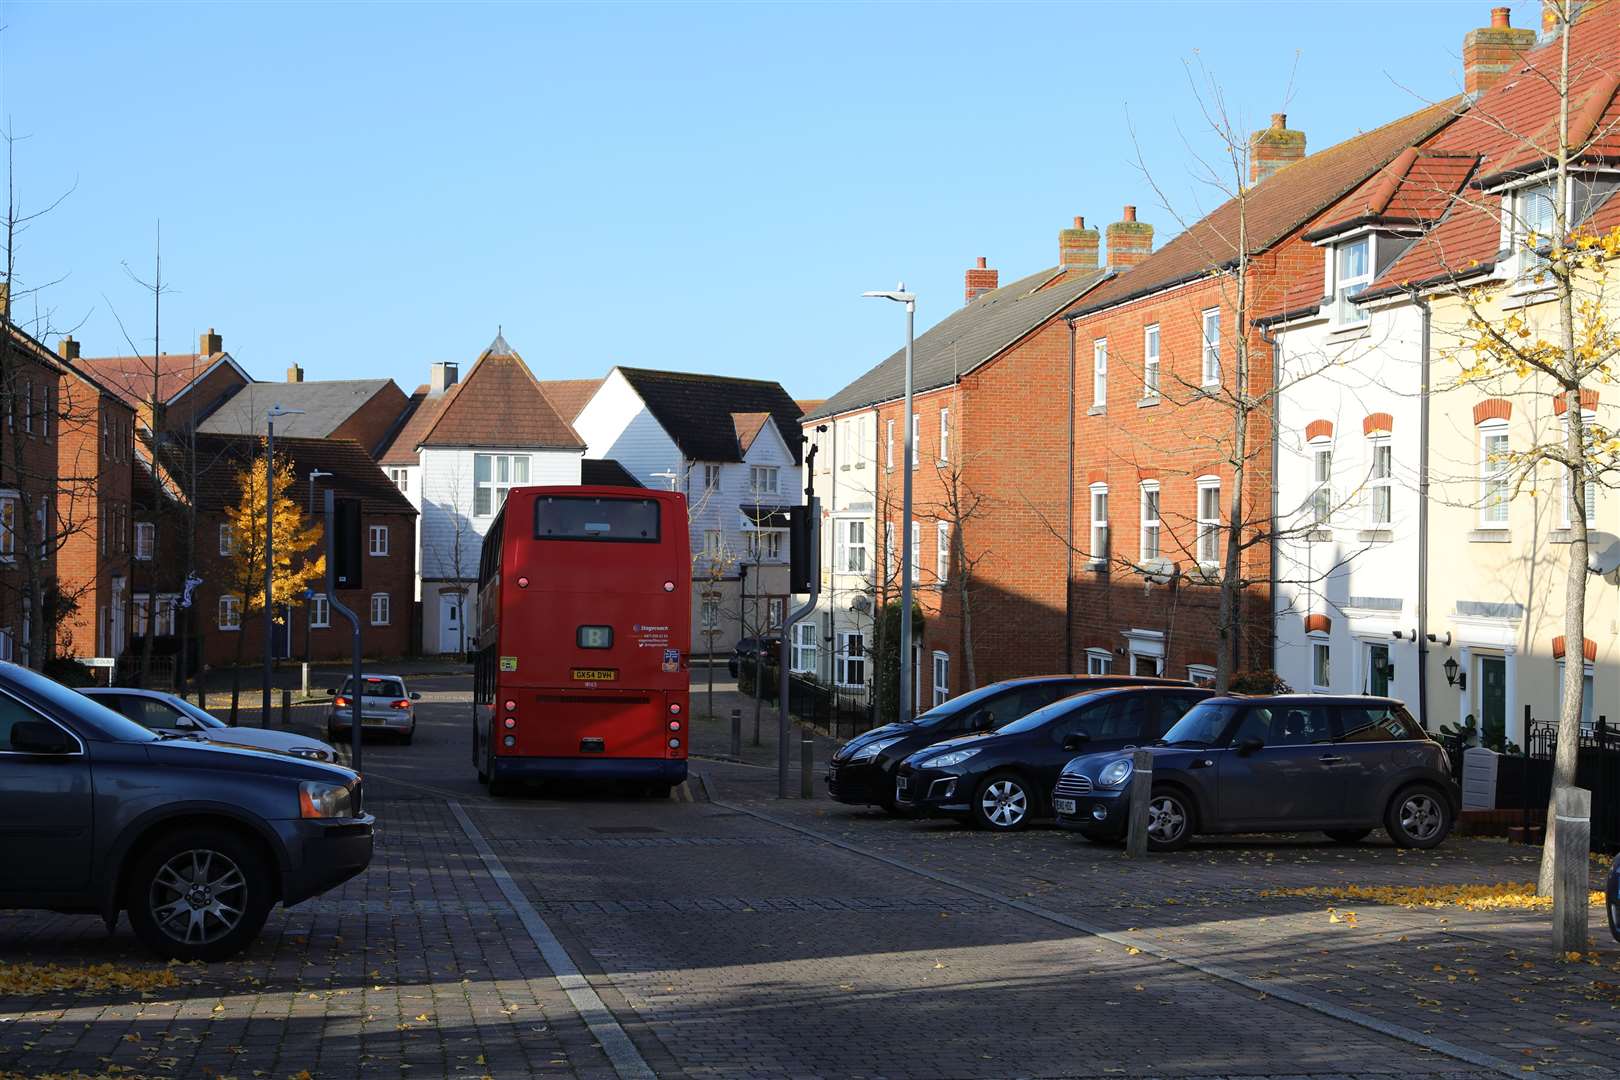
[746,664,877,740]
[1505,709,1620,853]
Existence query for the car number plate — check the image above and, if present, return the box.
[1053,798,1077,815]
[571,668,617,681]
[362,717,386,726]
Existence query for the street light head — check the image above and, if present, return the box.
[267,404,306,419]
[862,289,916,304]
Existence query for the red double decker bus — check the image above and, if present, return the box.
[472,486,691,796]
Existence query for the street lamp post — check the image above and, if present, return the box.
[863,284,916,722]
[264,404,305,725]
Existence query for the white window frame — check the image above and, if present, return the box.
[1560,412,1597,529]
[309,593,330,629]
[1556,657,1597,730]
[1085,647,1112,675]
[1196,476,1221,567]
[1142,324,1160,399]
[884,521,896,578]
[836,518,868,574]
[218,523,235,556]
[749,465,779,496]
[703,463,722,491]
[766,596,784,630]
[910,414,921,470]
[218,594,242,631]
[1092,338,1108,408]
[1088,483,1108,566]
[473,453,531,517]
[702,529,723,561]
[935,521,951,583]
[1310,636,1331,691]
[369,524,389,556]
[369,592,391,626]
[885,419,894,470]
[1200,308,1221,385]
[24,379,32,435]
[835,631,866,689]
[134,521,155,561]
[745,528,784,562]
[1512,179,1558,287]
[1310,443,1333,526]
[1187,664,1217,687]
[910,521,921,579]
[790,622,817,673]
[932,651,950,706]
[1478,420,1511,529]
[1332,235,1372,327]
[938,408,951,463]
[1368,436,1393,527]
[388,466,409,493]
[700,598,721,632]
[0,492,17,562]
[1139,481,1161,563]
[0,627,12,662]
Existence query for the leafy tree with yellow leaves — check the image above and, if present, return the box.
[218,448,324,724]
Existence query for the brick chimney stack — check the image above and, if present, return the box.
[287,364,305,383]
[1059,216,1101,271]
[964,257,999,305]
[1465,8,1535,95]
[1106,206,1154,270]
[1249,113,1306,184]
[199,328,223,356]
[57,335,80,361]
[430,361,459,395]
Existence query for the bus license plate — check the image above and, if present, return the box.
[572,668,617,681]
[1053,798,1076,816]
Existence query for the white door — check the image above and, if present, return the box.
[439,592,464,654]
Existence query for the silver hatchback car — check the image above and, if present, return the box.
[327,674,420,743]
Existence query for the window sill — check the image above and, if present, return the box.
[1189,563,1221,582]
[1357,529,1393,543]
[1327,322,1370,340]
[1136,558,1176,579]
[219,626,241,633]
[1550,529,1578,544]
[1137,396,1161,409]
[1304,528,1332,543]
[1082,558,1107,573]
[1195,384,1220,398]
[1087,404,1106,417]
[1468,529,1511,543]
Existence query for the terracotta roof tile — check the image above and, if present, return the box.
[151,432,416,516]
[77,352,232,408]
[731,412,772,455]
[418,343,585,450]
[377,388,445,465]
[537,378,603,423]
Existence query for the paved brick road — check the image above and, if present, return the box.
[2,673,1616,1079]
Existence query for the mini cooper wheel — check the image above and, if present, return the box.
[973,773,1033,831]
[1145,787,1195,852]
[126,827,274,962]
[1386,785,1452,849]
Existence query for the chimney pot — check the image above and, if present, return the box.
[1491,6,1511,27]
[1272,112,1287,129]
[1123,205,1137,222]
[1106,208,1154,271]
[1073,215,1085,228]
[199,328,222,356]
[287,364,304,383]
[57,335,80,360]
[964,257,1000,305]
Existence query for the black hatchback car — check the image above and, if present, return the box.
[728,635,782,678]
[827,675,1188,812]
[1054,695,1460,851]
[893,685,1212,830]
[0,661,374,961]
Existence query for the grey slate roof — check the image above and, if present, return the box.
[581,458,644,488]
[806,266,1111,420]
[196,380,395,441]
[615,367,804,465]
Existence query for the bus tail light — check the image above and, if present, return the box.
[668,702,682,715]
[504,700,516,711]
[668,720,681,732]
[663,581,674,592]
[503,735,516,747]
[503,717,516,729]
[668,738,680,749]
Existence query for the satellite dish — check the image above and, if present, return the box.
[1587,532,1620,576]
[849,594,873,614]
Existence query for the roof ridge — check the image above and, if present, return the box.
[616,365,792,389]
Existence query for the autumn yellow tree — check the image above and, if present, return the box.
[219,448,325,723]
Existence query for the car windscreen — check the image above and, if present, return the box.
[907,680,1033,726]
[14,666,158,743]
[1160,701,1245,747]
[535,496,660,542]
[342,677,406,698]
[990,692,1092,736]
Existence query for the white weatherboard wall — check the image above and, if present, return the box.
[1273,296,1425,714]
[573,371,686,489]
[417,445,581,653]
[803,407,879,694]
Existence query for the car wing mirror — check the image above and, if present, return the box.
[1062,731,1091,753]
[174,716,199,730]
[326,688,337,696]
[1238,736,1264,756]
[11,720,75,755]
[410,692,422,701]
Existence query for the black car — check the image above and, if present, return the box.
[728,635,783,678]
[893,685,1212,830]
[0,661,374,961]
[828,675,1191,812]
[1053,695,1461,851]
[1608,859,1619,943]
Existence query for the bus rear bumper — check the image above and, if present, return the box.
[491,756,689,785]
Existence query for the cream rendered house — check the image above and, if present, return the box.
[800,409,880,693]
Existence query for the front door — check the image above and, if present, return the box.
[1365,642,1391,696]
[1477,655,1506,746]
[0,695,93,892]
[271,605,292,660]
[440,593,464,655]
[1215,701,1344,828]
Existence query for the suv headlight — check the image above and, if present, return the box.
[919,747,980,769]
[1098,758,1134,787]
[847,736,903,763]
[299,780,354,819]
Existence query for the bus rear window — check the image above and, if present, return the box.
[535,497,660,542]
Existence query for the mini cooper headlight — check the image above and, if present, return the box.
[1098,758,1134,787]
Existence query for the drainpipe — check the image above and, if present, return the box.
[1406,286,1434,730]
[1065,318,1076,672]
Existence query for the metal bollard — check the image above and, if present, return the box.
[752,706,761,747]
[730,707,742,759]
[280,688,292,729]
[1124,748,1155,858]
[800,732,814,798]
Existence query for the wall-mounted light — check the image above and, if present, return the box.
[1428,631,1453,647]
[1443,655,1465,691]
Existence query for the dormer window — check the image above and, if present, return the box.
[1507,172,1620,288]
[1331,236,1371,327]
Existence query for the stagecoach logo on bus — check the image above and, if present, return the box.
[631,623,672,649]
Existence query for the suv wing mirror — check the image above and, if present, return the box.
[1062,731,1091,753]
[11,720,76,755]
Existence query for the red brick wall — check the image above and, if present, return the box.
[0,349,62,655]
[55,377,137,658]
[331,383,410,457]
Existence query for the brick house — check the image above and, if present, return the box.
[51,336,139,659]
[804,221,1112,708]
[140,433,417,667]
[196,366,411,456]
[0,319,64,665]
[80,329,253,433]
[1065,102,1461,685]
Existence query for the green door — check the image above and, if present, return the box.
[1366,643,1390,696]
[1478,656,1506,747]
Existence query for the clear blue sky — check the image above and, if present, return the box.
[0,1,1536,399]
